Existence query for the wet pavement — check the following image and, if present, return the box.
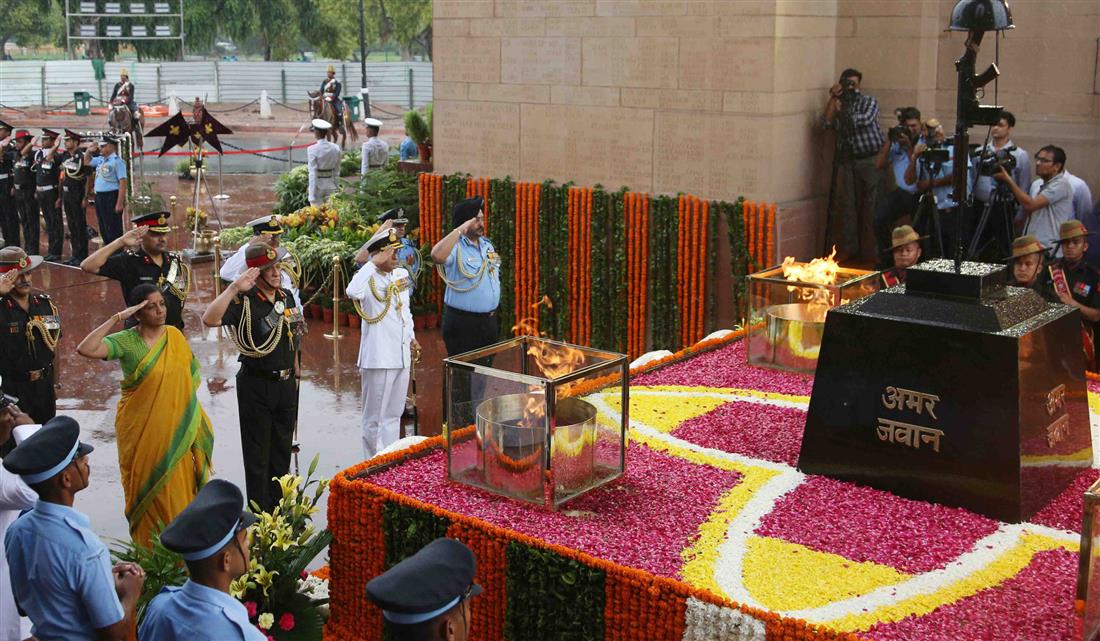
[15,173,445,543]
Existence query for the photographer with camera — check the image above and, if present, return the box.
[969,111,1030,258]
[903,119,967,257]
[823,68,885,261]
[994,145,1073,256]
[871,107,923,267]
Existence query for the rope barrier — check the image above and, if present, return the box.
[207,98,260,114]
[136,141,312,158]
[0,102,29,114]
[269,98,311,114]
[219,139,309,164]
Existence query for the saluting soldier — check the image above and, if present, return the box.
[59,130,92,265]
[33,129,64,262]
[430,196,501,356]
[87,134,128,245]
[0,247,60,424]
[138,479,264,641]
[11,130,37,253]
[81,211,190,330]
[360,117,389,175]
[3,416,146,641]
[356,208,420,286]
[202,245,304,513]
[347,227,419,459]
[307,119,340,206]
[220,215,302,309]
[0,120,19,247]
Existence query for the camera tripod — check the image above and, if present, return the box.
[822,91,859,256]
[911,159,946,259]
[965,181,1016,261]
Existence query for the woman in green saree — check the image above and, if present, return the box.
[77,283,213,545]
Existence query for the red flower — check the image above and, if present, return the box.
[279,613,295,631]
[244,601,257,618]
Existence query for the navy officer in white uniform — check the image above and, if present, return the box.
[346,226,418,459]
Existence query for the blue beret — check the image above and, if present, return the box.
[451,197,483,230]
[366,538,482,625]
[160,479,257,561]
[2,416,94,484]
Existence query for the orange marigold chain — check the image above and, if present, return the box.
[326,328,879,641]
[767,202,776,268]
[327,350,866,641]
[676,196,682,348]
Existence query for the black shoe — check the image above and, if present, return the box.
[43,254,61,262]
[64,257,83,266]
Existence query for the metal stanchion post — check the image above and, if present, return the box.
[213,154,229,201]
[212,238,223,298]
[324,255,344,340]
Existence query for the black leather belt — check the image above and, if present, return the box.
[445,305,497,318]
[241,365,294,381]
[25,365,53,382]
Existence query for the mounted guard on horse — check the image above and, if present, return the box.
[107,69,143,148]
[307,64,356,149]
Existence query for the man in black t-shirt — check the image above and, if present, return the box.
[202,244,303,512]
[80,211,188,329]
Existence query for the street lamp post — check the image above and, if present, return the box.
[358,0,371,120]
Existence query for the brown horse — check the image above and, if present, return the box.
[307,90,357,149]
[107,97,143,149]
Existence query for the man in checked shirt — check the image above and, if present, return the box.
[823,68,886,263]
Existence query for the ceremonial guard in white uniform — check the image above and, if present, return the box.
[307,119,340,206]
[360,117,389,175]
[346,227,418,459]
[220,215,302,309]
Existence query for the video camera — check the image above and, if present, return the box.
[888,107,921,146]
[974,145,1018,176]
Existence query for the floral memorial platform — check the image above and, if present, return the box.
[324,332,1096,641]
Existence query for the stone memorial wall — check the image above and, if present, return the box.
[433,0,1100,260]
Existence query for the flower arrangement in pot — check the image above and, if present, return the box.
[231,455,332,640]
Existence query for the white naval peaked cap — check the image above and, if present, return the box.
[13,423,42,446]
[364,118,383,128]
[311,118,333,131]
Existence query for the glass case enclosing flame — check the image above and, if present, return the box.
[444,336,628,509]
[747,250,880,374]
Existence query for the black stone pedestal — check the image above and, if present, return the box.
[798,259,1092,522]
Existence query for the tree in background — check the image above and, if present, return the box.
[3,0,429,62]
[1,0,63,55]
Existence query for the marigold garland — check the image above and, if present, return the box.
[417,174,775,354]
[324,350,870,641]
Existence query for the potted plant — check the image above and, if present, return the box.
[339,299,357,328]
[320,295,334,324]
[230,456,332,640]
[404,107,430,164]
